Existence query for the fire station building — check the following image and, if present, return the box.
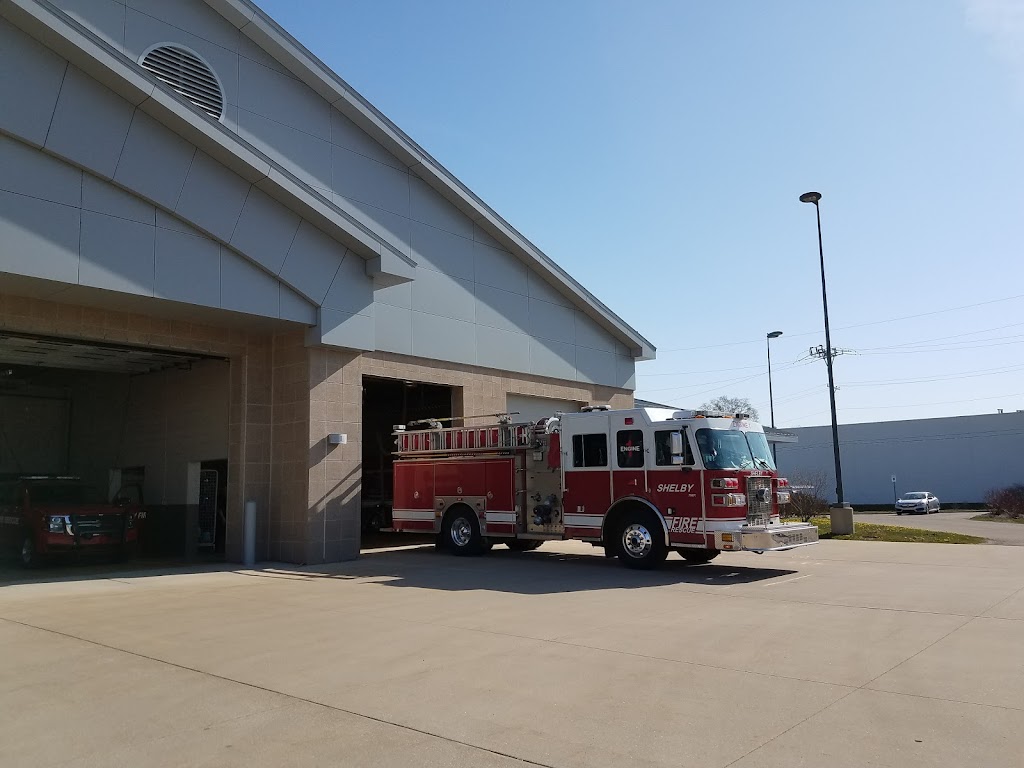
[0,0,653,563]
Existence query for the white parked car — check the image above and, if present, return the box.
[895,491,940,515]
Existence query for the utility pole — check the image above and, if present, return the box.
[800,191,854,534]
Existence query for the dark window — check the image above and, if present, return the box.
[616,429,645,468]
[0,482,17,506]
[572,433,608,467]
[655,429,694,466]
[27,482,103,505]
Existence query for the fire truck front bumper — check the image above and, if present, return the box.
[714,522,819,553]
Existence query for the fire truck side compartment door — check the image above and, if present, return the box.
[393,462,434,512]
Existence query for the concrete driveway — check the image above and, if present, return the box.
[1,540,1023,768]
[855,510,1024,545]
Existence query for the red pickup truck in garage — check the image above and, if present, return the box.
[0,476,141,568]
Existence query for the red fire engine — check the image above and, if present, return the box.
[391,405,818,569]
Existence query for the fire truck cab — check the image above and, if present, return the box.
[392,406,818,569]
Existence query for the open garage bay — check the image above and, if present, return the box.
[0,332,230,566]
[1,539,1022,767]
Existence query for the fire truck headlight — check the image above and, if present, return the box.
[777,490,791,504]
[712,493,746,507]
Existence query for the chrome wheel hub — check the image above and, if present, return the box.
[622,523,653,558]
[450,517,473,547]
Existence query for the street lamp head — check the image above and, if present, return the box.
[767,330,783,339]
[799,191,822,204]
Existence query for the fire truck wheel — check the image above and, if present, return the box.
[20,535,39,569]
[441,507,486,556]
[616,512,668,570]
[506,539,542,552]
[680,549,720,564]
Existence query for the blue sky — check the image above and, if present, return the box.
[260,0,1024,427]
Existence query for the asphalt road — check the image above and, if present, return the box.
[855,510,1024,546]
[2,540,1023,767]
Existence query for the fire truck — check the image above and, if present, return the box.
[391,405,818,569]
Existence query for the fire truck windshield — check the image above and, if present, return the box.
[28,481,104,505]
[695,428,776,471]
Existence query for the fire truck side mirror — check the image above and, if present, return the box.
[669,432,685,464]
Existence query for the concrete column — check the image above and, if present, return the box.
[830,504,855,535]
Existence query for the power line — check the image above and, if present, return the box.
[857,322,1024,352]
[840,363,1024,388]
[839,391,1024,410]
[782,428,1024,451]
[657,293,1024,353]
[750,384,826,409]
[637,363,764,378]
[855,337,1024,356]
[637,369,770,395]
[637,358,814,395]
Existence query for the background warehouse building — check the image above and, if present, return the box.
[0,0,653,563]
[775,411,1024,505]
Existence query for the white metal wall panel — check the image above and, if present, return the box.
[507,395,582,424]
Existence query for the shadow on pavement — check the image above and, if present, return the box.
[0,545,797,594]
[0,554,234,587]
[242,545,798,594]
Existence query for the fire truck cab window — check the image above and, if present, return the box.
[572,433,608,467]
[616,430,645,468]
[655,429,694,466]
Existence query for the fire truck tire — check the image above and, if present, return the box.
[616,511,668,570]
[506,539,542,552]
[680,549,720,564]
[441,507,486,556]
[19,534,39,569]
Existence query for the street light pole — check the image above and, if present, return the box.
[766,330,782,464]
[800,191,848,515]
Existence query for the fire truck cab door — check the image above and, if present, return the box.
[562,414,611,530]
[612,426,647,499]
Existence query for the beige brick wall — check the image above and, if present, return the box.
[119,360,229,505]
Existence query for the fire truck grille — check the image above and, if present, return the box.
[745,477,773,526]
[72,515,124,537]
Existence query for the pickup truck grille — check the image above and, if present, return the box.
[72,514,124,537]
[746,477,773,526]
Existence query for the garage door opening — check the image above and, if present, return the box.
[0,332,229,570]
[361,376,453,549]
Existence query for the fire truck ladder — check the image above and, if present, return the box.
[394,422,538,456]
